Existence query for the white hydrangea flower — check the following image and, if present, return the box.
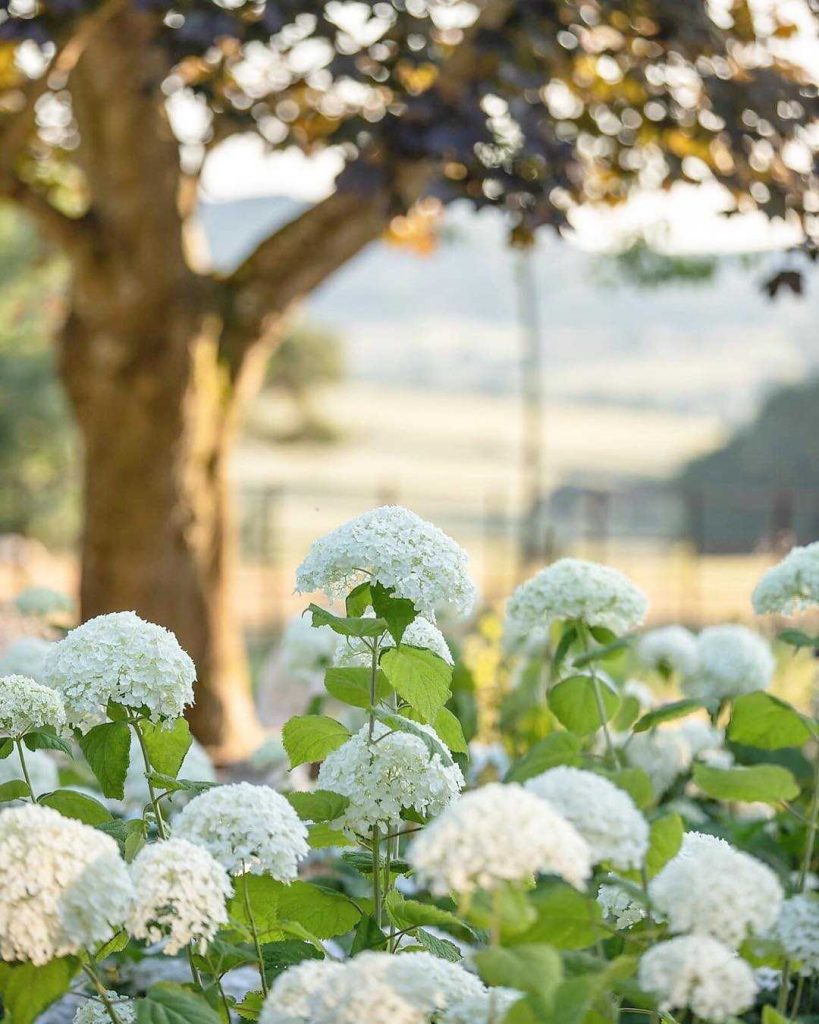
[0,804,134,964]
[0,674,65,737]
[0,636,54,681]
[15,586,74,618]
[649,831,783,948]
[524,766,649,870]
[260,952,489,1024]
[503,559,648,652]
[598,882,648,929]
[259,960,346,1024]
[683,625,774,702]
[674,719,725,759]
[753,542,819,615]
[407,782,591,895]
[317,722,464,835]
[622,727,692,797]
[0,746,59,797]
[773,895,819,975]
[336,616,453,668]
[128,837,231,954]
[638,936,757,1022]
[441,988,522,1024]
[43,611,196,730]
[173,782,308,878]
[637,626,699,677]
[279,617,340,684]
[295,505,477,620]
[73,995,136,1024]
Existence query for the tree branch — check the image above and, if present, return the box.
[221,0,515,369]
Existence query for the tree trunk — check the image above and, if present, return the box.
[58,279,266,758]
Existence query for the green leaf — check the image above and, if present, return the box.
[140,718,192,778]
[612,695,641,733]
[514,882,606,950]
[432,706,468,754]
[96,817,146,861]
[229,875,284,942]
[147,772,216,796]
[346,582,373,617]
[0,958,79,1024]
[571,637,630,668]
[286,789,350,823]
[234,990,264,1022]
[0,738,12,759]
[371,582,417,644]
[94,929,129,960]
[551,625,578,677]
[325,667,391,709]
[135,983,222,1024]
[384,890,473,939]
[548,675,619,736]
[350,915,388,953]
[78,721,131,799]
[261,940,323,984]
[278,880,361,938]
[309,604,388,637]
[282,715,350,768]
[39,788,112,825]
[505,733,582,783]
[380,645,453,723]
[602,768,654,810]
[414,928,462,962]
[474,944,563,1007]
[762,1007,792,1024]
[371,708,454,766]
[307,822,355,848]
[693,763,800,804]
[23,729,73,756]
[633,699,704,733]
[645,813,684,878]
[0,779,29,803]
[728,693,812,750]
[778,628,819,649]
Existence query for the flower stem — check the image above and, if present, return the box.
[81,960,122,1024]
[577,623,618,767]
[14,739,36,801]
[779,746,819,1012]
[131,719,167,839]
[372,824,382,928]
[241,866,269,998]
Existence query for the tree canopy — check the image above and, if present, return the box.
[2,0,818,245]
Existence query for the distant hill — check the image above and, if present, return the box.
[197,196,816,422]
[680,377,819,552]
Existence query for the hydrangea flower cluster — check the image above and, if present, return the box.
[295,505,477,620]
[773,895,819,975]
[336,615,453,667]
[638,936,757,1021]
[524,766,649,869]
[259,952,511,1024]
[127,838,231,954]
[43,611,196,729]
[637,625,698,677]
[73,996,136,1024]
[0,805,133,964]
[649,832,783,948]
[0,673,65,736]
[503,558,648,652]
[173,782,309,878]
[683,625,774,702]
[753,541,819,614]
[279,616,340,684]
[317,722,464,835]
[0,636,54,681]
[407,782,591,895]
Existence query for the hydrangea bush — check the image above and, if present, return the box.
[2,510,819,1024]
